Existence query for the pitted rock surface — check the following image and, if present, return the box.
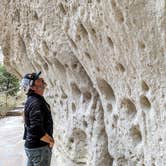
[0,1,166,165]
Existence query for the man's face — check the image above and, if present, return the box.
[32,78,47,95]
[35,78,47,88]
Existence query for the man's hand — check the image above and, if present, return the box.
[49,139,54,148]
[40,133,55,148]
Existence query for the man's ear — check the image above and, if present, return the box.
[30,86,36,91]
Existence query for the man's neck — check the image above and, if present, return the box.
[34,91,43,96]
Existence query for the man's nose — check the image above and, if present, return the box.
[43,81,47,86]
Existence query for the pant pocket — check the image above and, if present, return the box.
[25,148,42,165]
[31,151,41,164]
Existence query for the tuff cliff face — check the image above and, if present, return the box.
[0,47,3,64]
[0,0,166,165]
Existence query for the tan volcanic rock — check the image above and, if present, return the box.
[0,0,166,165]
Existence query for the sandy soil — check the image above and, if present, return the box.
[0,116,26,166]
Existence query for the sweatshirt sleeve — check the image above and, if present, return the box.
[28,103,46,139]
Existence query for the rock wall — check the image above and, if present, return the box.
[0,0,166,165]
[0,47,3,64]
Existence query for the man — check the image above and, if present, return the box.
[21,72,54,166]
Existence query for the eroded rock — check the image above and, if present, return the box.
[0,0,166,165]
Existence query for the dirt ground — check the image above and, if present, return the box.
[0,116,26,166]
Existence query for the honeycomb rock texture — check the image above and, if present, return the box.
[0,0,166,166]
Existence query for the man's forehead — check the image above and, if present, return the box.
[35,77,44,82]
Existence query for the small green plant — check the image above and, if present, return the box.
[0,65,19,95]
[0,65,19,109]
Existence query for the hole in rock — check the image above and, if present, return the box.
[60,100,63,106]
[130,125,142,145]
[68,36,77,49]
[69,129,88,162]
[65,64,69,68]
[140,95,151,110]
[60,86,68,99]
[115,63,125,72]
[85,52,91,60]
[83,92,92,101]
[45,57,52,66]
[72,102,76,112]
[54,58,66,73]
[159,138,162,142]
[59,3,66,15]
[113,114,118,123]
[138,41,146,49]
[71,63,78,69]
[33,11,38,20]
[53,51,57,56]
[112,124,115,128]
[14,9,20,22]
[80,23,88,37]
[107,103,113,112]
[114,7,124,23]
[42,40,49,55]
[83,120,88,127]
[90,115,96,122]
[111,114,118,128]
[97,78,116,102]
[111,0,116,7]
[111,3,124,23]
[43,23,47,31]
[91,97,98,110]
[107,155,114,165]
[96,67,100,72]
[121,98,137,117]
[19,36,27,53]
[76,34,81,41]
[141,80,149,91]
[70,83,81,97]
[61,94,68,99]
[107,36,114,47]
[69,137,74,143]
[43,63,48,71]
[90,28,97,38]
[91,28,96,34]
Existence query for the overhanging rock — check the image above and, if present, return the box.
[0,1,166,165]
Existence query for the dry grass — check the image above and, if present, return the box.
[0,91,26,117]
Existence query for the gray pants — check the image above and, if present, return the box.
[25,146,52,166]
